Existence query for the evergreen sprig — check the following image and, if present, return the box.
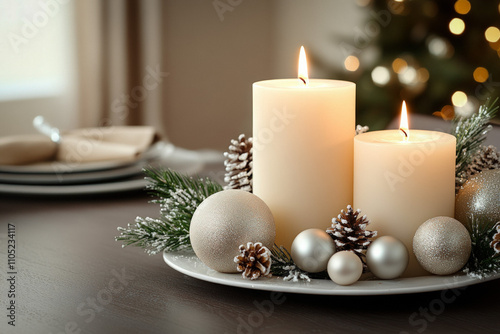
[115,168,223,254]
[463,219,500,278]
[452,97,499,177]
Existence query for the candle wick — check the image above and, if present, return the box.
[400,128,409,138]
[299,77,307,85]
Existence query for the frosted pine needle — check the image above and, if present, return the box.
[115,168,223,254]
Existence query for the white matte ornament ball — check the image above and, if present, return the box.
[413,216,471,275]
[190,190,275,273]
[366,236,409,279]
[327,251,363,286]
[291,229,336,273]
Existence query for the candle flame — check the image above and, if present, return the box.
[298,46,309,85]
[400,101,410,141]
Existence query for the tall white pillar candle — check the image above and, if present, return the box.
[253,79,355,249]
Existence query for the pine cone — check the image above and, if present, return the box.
[326,205,377,268]
[234,242,272,280]
[224,134,253,192]
[491,223,500,254]
[456,145,500,193]
[466,145,500,176]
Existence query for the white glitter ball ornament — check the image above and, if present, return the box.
[291,229,336,273]
[413,216,471,275]
[190,190,275,273]
[327,251,363,286]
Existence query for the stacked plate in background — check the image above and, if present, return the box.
[0,142,224,196]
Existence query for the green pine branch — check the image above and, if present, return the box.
[452,97,499,176]
[115,168,223,254]
[463,218,500,278]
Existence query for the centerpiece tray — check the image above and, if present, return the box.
[164,250,500,296]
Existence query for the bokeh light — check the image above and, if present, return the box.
[392,58,408,73]
[454,0,471,15]
[451,91,467,107]
[449,18,465,35]
[485,27,500,43]
[417,68,430,82]
[473,67,489,83]
[371,66,391,86]
[398,66,417,85]
[428,37,450,57]
[344,55,360,71]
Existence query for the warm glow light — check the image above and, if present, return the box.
[400,101,409,140]
[485,27,500,43]
[473,67,489,83]
[371,66,391,86]
[344,55,360,71]
[298,46,309,85]
[449,18,465,35]
[392,58,408,73]
[417,68,430,82]
[452,91,467,107]
[454,0,471,15]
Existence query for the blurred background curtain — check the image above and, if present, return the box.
[74,0,167,137]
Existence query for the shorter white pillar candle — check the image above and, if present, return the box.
[354,129,456,277]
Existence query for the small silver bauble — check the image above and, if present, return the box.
[366,236,408,279]
[327,251,363,286]
[190,190,275,273]
[291,228,336,273]
[456,169,500,228]
[413,216,471,275]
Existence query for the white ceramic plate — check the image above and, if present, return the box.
[0,163,144,185]
[0,142,167,174]
[0,146,224,196]
[0,177,148,196]
[163,250,500,296]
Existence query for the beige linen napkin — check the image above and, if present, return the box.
[0,126,157,166]
[0,134,57,165]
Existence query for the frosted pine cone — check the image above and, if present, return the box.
[234,242,272,280]
[224,134,253,192]
[466,145,499,176]
[491,223,500,254]
[456,145,500,193]
[326,205,377,268]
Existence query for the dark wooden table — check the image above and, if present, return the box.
[1,187,500,334]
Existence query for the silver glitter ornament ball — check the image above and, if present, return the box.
[327,251,363,286]
[190,190,275,273]
[413,216,471,275]
[456,169,500,228]
[291,229,336,273]
[366,236,408,279]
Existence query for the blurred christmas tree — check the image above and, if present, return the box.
[316,0,500,129]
